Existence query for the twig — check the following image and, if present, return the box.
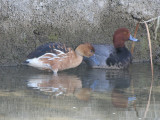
[131,16,160,55]
[143,21,154,119]
[139,16,160,23]
[144,22,154,74]
[131,16,158,119]
[131,23,140,55]
[154,16,160,41]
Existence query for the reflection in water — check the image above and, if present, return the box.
[111,89,136,108]
[80,68,136,108]
[27,73,93,101]
[1,64,160,119]
[27,74,82,97]
[81,69,114,92]
[112,89,128,108]
[81,68,131,92]
[27,68,136,105]
[74,88,92,101]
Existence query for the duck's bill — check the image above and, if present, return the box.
[129,35,139,42]
[83,54,99,66]
[89,55,99,65]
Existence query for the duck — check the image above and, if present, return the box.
[24,42,95,74]
[83,28,139,69]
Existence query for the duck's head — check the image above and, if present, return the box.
[113,28,139,48]
[75,43,95,57]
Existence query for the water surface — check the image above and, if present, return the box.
[0,63,160,120]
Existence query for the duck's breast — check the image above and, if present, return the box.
[106,47,132,69]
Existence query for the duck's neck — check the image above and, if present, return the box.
[69,50,83,68]
[75,50,83,60]
[75,48,84,57]
[113,38,125,48]
[116,46,127,53]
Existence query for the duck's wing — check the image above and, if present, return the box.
[27,42,70,59]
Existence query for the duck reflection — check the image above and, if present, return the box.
[109,70,136,108]
[80,68,136,107]
[27,68,136,105]
[27,73,82,97]
[80,68,131,92]
[111,89,136,108]
[74,88,92,101]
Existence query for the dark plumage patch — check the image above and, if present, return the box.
[27,42,69,59]
[106,47,132,68]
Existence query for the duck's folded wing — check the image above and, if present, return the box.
[27,42,69,59]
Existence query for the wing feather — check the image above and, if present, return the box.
[27,42,70,59]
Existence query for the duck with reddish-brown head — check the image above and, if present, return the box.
[24,43,95,74]
[84,28,139,69]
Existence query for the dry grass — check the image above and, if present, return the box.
[143,21,154,119]
[131,16,160,119]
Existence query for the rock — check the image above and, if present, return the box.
[0,0,160,65]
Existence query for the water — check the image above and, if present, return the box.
[0,63,160,120]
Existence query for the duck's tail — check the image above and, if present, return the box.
[21,60,30,65]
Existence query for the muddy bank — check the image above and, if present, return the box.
[0,0,160,65]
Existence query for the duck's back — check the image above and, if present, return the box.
[84,44,115,67]
[93,44,115,57]
[27,42,69,59]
